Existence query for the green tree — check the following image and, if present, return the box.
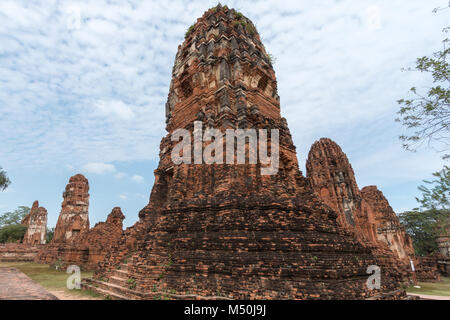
[46,227,54,243]
[0,224,27,243]
[0,166,11,191]
[400,165,450,256]
[0,206,30,228]
[416,165,450,211]
[396,7,449,158]
[399,209,449,256]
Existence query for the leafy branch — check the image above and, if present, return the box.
[396,7,450,158]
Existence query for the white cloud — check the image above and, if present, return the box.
[82,162,116,174]
[94,100,135,120]
[119,194,128,200]
[115,172,126,179]
[131,175,144,183]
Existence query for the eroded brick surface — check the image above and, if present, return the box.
[36,207,125,270]
[53,174,90,243]
[416,256,442,282]
[360,186,415,261]
[437,232,450,276]
[0,244,43,262]
[21,200,47,245]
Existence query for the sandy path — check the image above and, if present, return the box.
[47,289,101,300]
[407,293,450,300]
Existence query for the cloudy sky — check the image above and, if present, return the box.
[0,0,448,228]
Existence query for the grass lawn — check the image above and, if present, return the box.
[406,277,450,297]
[0,261,102,299]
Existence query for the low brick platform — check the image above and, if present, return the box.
[0,244,43,262]
[0,267,58,300]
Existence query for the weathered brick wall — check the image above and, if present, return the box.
[361,186,416,261]
[416,256,441,282]
[437,235,450,258]
[0,243,44,262]
[21,201,47,245]
[94,220,146,277]
[36,208,125,270]
[436,233,450,276]
[93,5,406,299]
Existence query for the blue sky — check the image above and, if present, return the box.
[0,0,448,228]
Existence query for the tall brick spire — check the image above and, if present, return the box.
[92,6,406,300]
[142,5,300,218]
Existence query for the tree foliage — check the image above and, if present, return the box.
[399,209,449,256]
[396,7,449,157]
[0,206,30,228]
[400,164,450,256]
[0,224,27,243]
[46,227,54,243]
[0,166,11,191]
[416,165,450,210]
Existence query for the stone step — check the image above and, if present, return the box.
[112,269,129,278]
[81,283,133,300]
[109,276,127,286]
[89,279,145,299]
[82,278,234,300]
[109,267,165,281]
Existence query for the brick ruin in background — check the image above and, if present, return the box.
[21,200,47,245]
[305,138,441,282]
[85,5,407,300]
[52,174,90,243]
[72,207,125,270]
[0,201,47,262]
[35,175,125,270]
[360,186,415,261]
[436,222,450,276]
[437,234,450,258]
[36,207,125,270]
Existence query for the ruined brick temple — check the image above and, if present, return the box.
[306,138,417,281]
[52,174,90,243]
[436,224,450,276]
[84,6,409,299]
[22,201,48,245]
[0,201,48,262]
[36,175,125,270]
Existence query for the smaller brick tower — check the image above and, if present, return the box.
[52,174,90,243]
[22,200,47,245]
